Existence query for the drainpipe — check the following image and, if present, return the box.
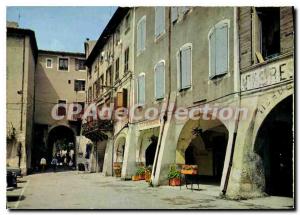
[222,7,241,195]
[152,7,172,178]
[20,36,26,131]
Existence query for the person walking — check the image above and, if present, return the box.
[51,156,58,172]
[40,157,47,172]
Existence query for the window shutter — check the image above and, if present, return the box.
[116,92,123,108]
[171,7,178,23]
[75,59,79,71]
[155,63,164,99]
[216,24,228,75]
[209,30,216,78]
[138,75,145,105]
[180,47,191,89]
[141,19,146,50]
[137,22,141,52]
[155,7,165,37]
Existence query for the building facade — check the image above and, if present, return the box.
[33,50,87,169]
[7,25,38,174]
[83,6,294,200]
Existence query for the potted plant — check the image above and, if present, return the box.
[167,165,181,186]
[136,166,145,180]
[145,165,152,182]
[132,174,140,181]
[181,164,198,175]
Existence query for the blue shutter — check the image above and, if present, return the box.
[155,7,165,37]
[155,63,164,99]
[138,75,145,105]
[137,21,141,53]
[171,7,178,23]
[180,47,191,89]
[209,29,216,78]
[216,24,228,75]
[141,19,146,51]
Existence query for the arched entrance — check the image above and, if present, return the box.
[145,135,158,166]
[176,119,229,185]
[254,95,293,197]
[47,125,76,170]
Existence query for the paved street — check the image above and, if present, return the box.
[7,171,294,209]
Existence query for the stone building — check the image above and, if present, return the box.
[33,50,87,168]
[6,25,38,174]
[83,6,294,200]
[82,7,134,174]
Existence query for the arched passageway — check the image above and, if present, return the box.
[145,135,158,167]
[254,95,293,197]
[47,125,76,169]
[177,119,229,185]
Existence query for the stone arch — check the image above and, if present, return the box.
[114,128,128,163]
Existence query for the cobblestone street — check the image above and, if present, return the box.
[6,171,294,209]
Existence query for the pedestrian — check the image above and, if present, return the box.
[69,160,73,169]
[85,160,89,172]
[51,156,58,172]
[40,157,47,172]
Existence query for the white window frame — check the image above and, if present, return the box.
[74,79,86,93]
[155,7,165,40]
[177,43,193,91]
[208,19,230,80]
[137,73,146,106]
[57,56,70,72]
[46,58,53,69]
[137,16,146,56]
[154,60,165,100]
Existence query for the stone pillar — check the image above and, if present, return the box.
[102,137,113,176]
[121,124,139,179]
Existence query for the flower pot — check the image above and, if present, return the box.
[145,171,151,182]
[181,169,197,175]
[114,168,121,177]
[169,178,181,186]
[132,175,140,181]
[139,174,145,180]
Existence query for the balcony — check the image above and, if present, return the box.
[82,119,113,141]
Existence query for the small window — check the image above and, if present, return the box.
[106,66,112,86]
[209,20,229,79]
[58,58,68,71]
[124,47,129,73]
[74,80,85,91]
[88,87,92,102]
[155,7,165,38]
[171,7,191,24]
[125,13,131,33]
[46,58,52,68]
[178,44,192,90]
[115,58,120,81]
[154,61,165,99]
[137,16,146,54]
[57,100,66,116]
[137,74,145,106]
[115,27,121,45]
[75,59,85,71]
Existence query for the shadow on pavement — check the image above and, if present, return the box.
[7,195,25,202]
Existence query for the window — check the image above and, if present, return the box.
[75,59,85,71]
[88,67,91,79]
[115,58,120,80]
[178,44,192,90]
[125,13,130,33]
[99,74,104,94]
[171,7,191,23]
[137,16,146,54]
[171,7,179,23]
[74,80,85,92]
[155,7,165,38]
[115,27,121,45]
[57,100,66,116]
[209,20,229,79]
[124,47,129,73]
[58,58,68,71]
[137,74,145,106]
[154,61,165,99]
[106,66,112,86]
[88,87,92,103]
[116,88,128,108]
[254,8,280,61]
[46,58,52,68]
[93,82,97,99]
